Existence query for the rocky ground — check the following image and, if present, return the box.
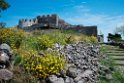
[0,42,101,83]
[47,42,100,83]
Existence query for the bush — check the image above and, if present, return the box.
[24,37,40,51]
[34,30,75,45]
[44,31,68,45]
[14,54,22,66]
[0,28,25,49]
[88,36,98,44]
[23,51,66,79]
[37,35,54,49]
[67,35,98,44]
[31,29,98,45]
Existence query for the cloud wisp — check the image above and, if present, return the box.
[61,4,124,42]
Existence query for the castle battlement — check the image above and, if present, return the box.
[18,14,98,37]
[18,14,68,29]
[19,18,38,28]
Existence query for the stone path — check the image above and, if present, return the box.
[103,44,124,69]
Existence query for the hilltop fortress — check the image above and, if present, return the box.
[18,14,70,29]
[18,14,98,37]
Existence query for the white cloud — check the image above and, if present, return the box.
[61,4,124,42]
[65,14,124,42]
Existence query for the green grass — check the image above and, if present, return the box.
[100,44,110,52]
[112,71,124,83]
[99,44,124,83]
[100,56,115,67]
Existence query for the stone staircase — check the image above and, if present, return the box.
[103,45,124,69]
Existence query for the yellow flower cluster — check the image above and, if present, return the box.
[24,52,66,78]
[0,28,25,49]
[88,36,98,44]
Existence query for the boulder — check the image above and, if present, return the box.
[0,69,13,80]
[48,75,64,83]
[0,43,13,69]
[0,43,11,53]
[65,76,74,83]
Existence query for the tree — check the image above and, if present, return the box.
[107,33,122,42]
[0,0,10,16]
[115,25,124,36]
[107,33,114,42]
[0,0,10,27]
[0,22,6,28]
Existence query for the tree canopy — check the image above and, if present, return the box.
[0,0,10,13]
[107,33,122,42]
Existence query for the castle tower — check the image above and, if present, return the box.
[18,14,70,29]
[18,19,34,28]
[51,14,59,28]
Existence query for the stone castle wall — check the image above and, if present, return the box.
[18,14,98,37]
[37,14,59,27]
[18,14,69,29]
[18,19,38,28]
[66,25,97,36]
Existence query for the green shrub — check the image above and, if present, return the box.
[14,54,22,66]
[46,31,68,45]
[37,35,54,49]
[88,36,98,44]
[36,30,74,45]
[31,29,98,45]
[24,37,40,51]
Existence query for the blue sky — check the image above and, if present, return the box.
[1,0,124,41]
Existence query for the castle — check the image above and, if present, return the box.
[18,14,99,37]
[18,14,70,29]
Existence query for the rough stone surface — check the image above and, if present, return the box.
[47,42,100,83]
[65,76,74,83]
[105,74,113,80]
[0,43,13,69]
[0,69,13,80]
[48,75,64,83]
[0,43,11,53]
